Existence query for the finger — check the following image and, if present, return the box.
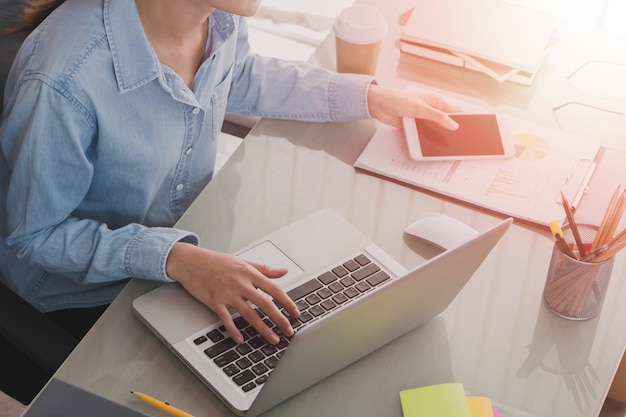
[235,298,282,345]
[249,261,301,319]
[250,270,300,317]
[420,92,464,113]
[215,306,245,344]
[250,262,288,279]
[252,292,295,339]
[245,284,294,337]
[434,111,459,130]
[267,286,300,319]
[416,105,459,130]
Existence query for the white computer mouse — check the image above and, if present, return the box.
[404,212,479,250]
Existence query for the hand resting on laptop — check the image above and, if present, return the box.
[165,243,301,345]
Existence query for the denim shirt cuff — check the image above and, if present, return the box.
[124,227,199,282]
[328,74,375,121]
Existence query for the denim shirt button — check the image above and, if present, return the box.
[192,107,201,115]
[176,183,184,191]
[185,147,193,155]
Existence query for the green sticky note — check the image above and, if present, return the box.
[399,383,471,417]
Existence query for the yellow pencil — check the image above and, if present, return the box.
[131,391,194,417]
[549,221,577,259]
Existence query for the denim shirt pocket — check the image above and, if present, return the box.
[210,63,234,141]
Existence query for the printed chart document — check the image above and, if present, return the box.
[354,116,601,227]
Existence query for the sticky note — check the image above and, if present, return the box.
[466,396,493,417]
[399,383,471,417]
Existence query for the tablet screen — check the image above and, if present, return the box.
[414,114,506,157]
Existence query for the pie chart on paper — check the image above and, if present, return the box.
[513,133,550,160]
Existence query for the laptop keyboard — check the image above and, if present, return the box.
[190,253,391,394]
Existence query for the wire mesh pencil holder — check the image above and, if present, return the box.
[542,225,615,320]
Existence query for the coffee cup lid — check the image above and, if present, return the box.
[333,5,388,45]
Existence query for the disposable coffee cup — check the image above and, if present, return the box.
[333,5,387,75]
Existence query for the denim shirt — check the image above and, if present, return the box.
[0,0,373,311]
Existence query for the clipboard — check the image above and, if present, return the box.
[560,157,598,211]
[354,111,618,228]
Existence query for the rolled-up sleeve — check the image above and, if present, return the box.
[125,228,198,282]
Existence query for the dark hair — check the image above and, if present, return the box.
[7,0,65,34]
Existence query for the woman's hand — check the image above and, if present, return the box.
[165,242,300,345]
[367,84,461,130]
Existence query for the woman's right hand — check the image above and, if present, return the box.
[165,242,301,344]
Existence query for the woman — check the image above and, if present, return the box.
[0,0,459,345]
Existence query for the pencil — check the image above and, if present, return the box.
[602,190,626,246]
[131,391,194,417]
[549,221,577,259]
[560,192,586,258]
[591,185,621,250]
[593,234,626,263]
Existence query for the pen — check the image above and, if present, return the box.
[131,391,194,417]
[550,221,577,259]
[560,192,586,258]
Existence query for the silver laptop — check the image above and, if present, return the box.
[23,379,150,417]
[133,208,512,416]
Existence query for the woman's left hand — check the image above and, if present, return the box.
[367,84,461,130]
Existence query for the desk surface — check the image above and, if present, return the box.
[54,1,626,417]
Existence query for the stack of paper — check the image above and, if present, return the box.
[399,0,556,85]
[399,383,501,417]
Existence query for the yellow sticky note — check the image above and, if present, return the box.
[399,383,471,417]
[466,396,493,417]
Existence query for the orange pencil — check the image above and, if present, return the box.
[592,185,621,250]
[603,190,626,246]
[560,192,586,258]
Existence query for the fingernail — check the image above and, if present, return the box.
[447,119,459,130]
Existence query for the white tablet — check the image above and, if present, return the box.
[402,113,515,161]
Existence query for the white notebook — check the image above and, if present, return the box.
[400,0,555,73]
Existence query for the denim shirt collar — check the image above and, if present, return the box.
[103,0,235,93]
[103,0,160,92]
[210,10,236,43]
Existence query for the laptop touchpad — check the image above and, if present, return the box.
[237,241,305,286]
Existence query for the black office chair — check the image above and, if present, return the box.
[0,280,78,402]
[0,0,79,405]
[0,0,26,115]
